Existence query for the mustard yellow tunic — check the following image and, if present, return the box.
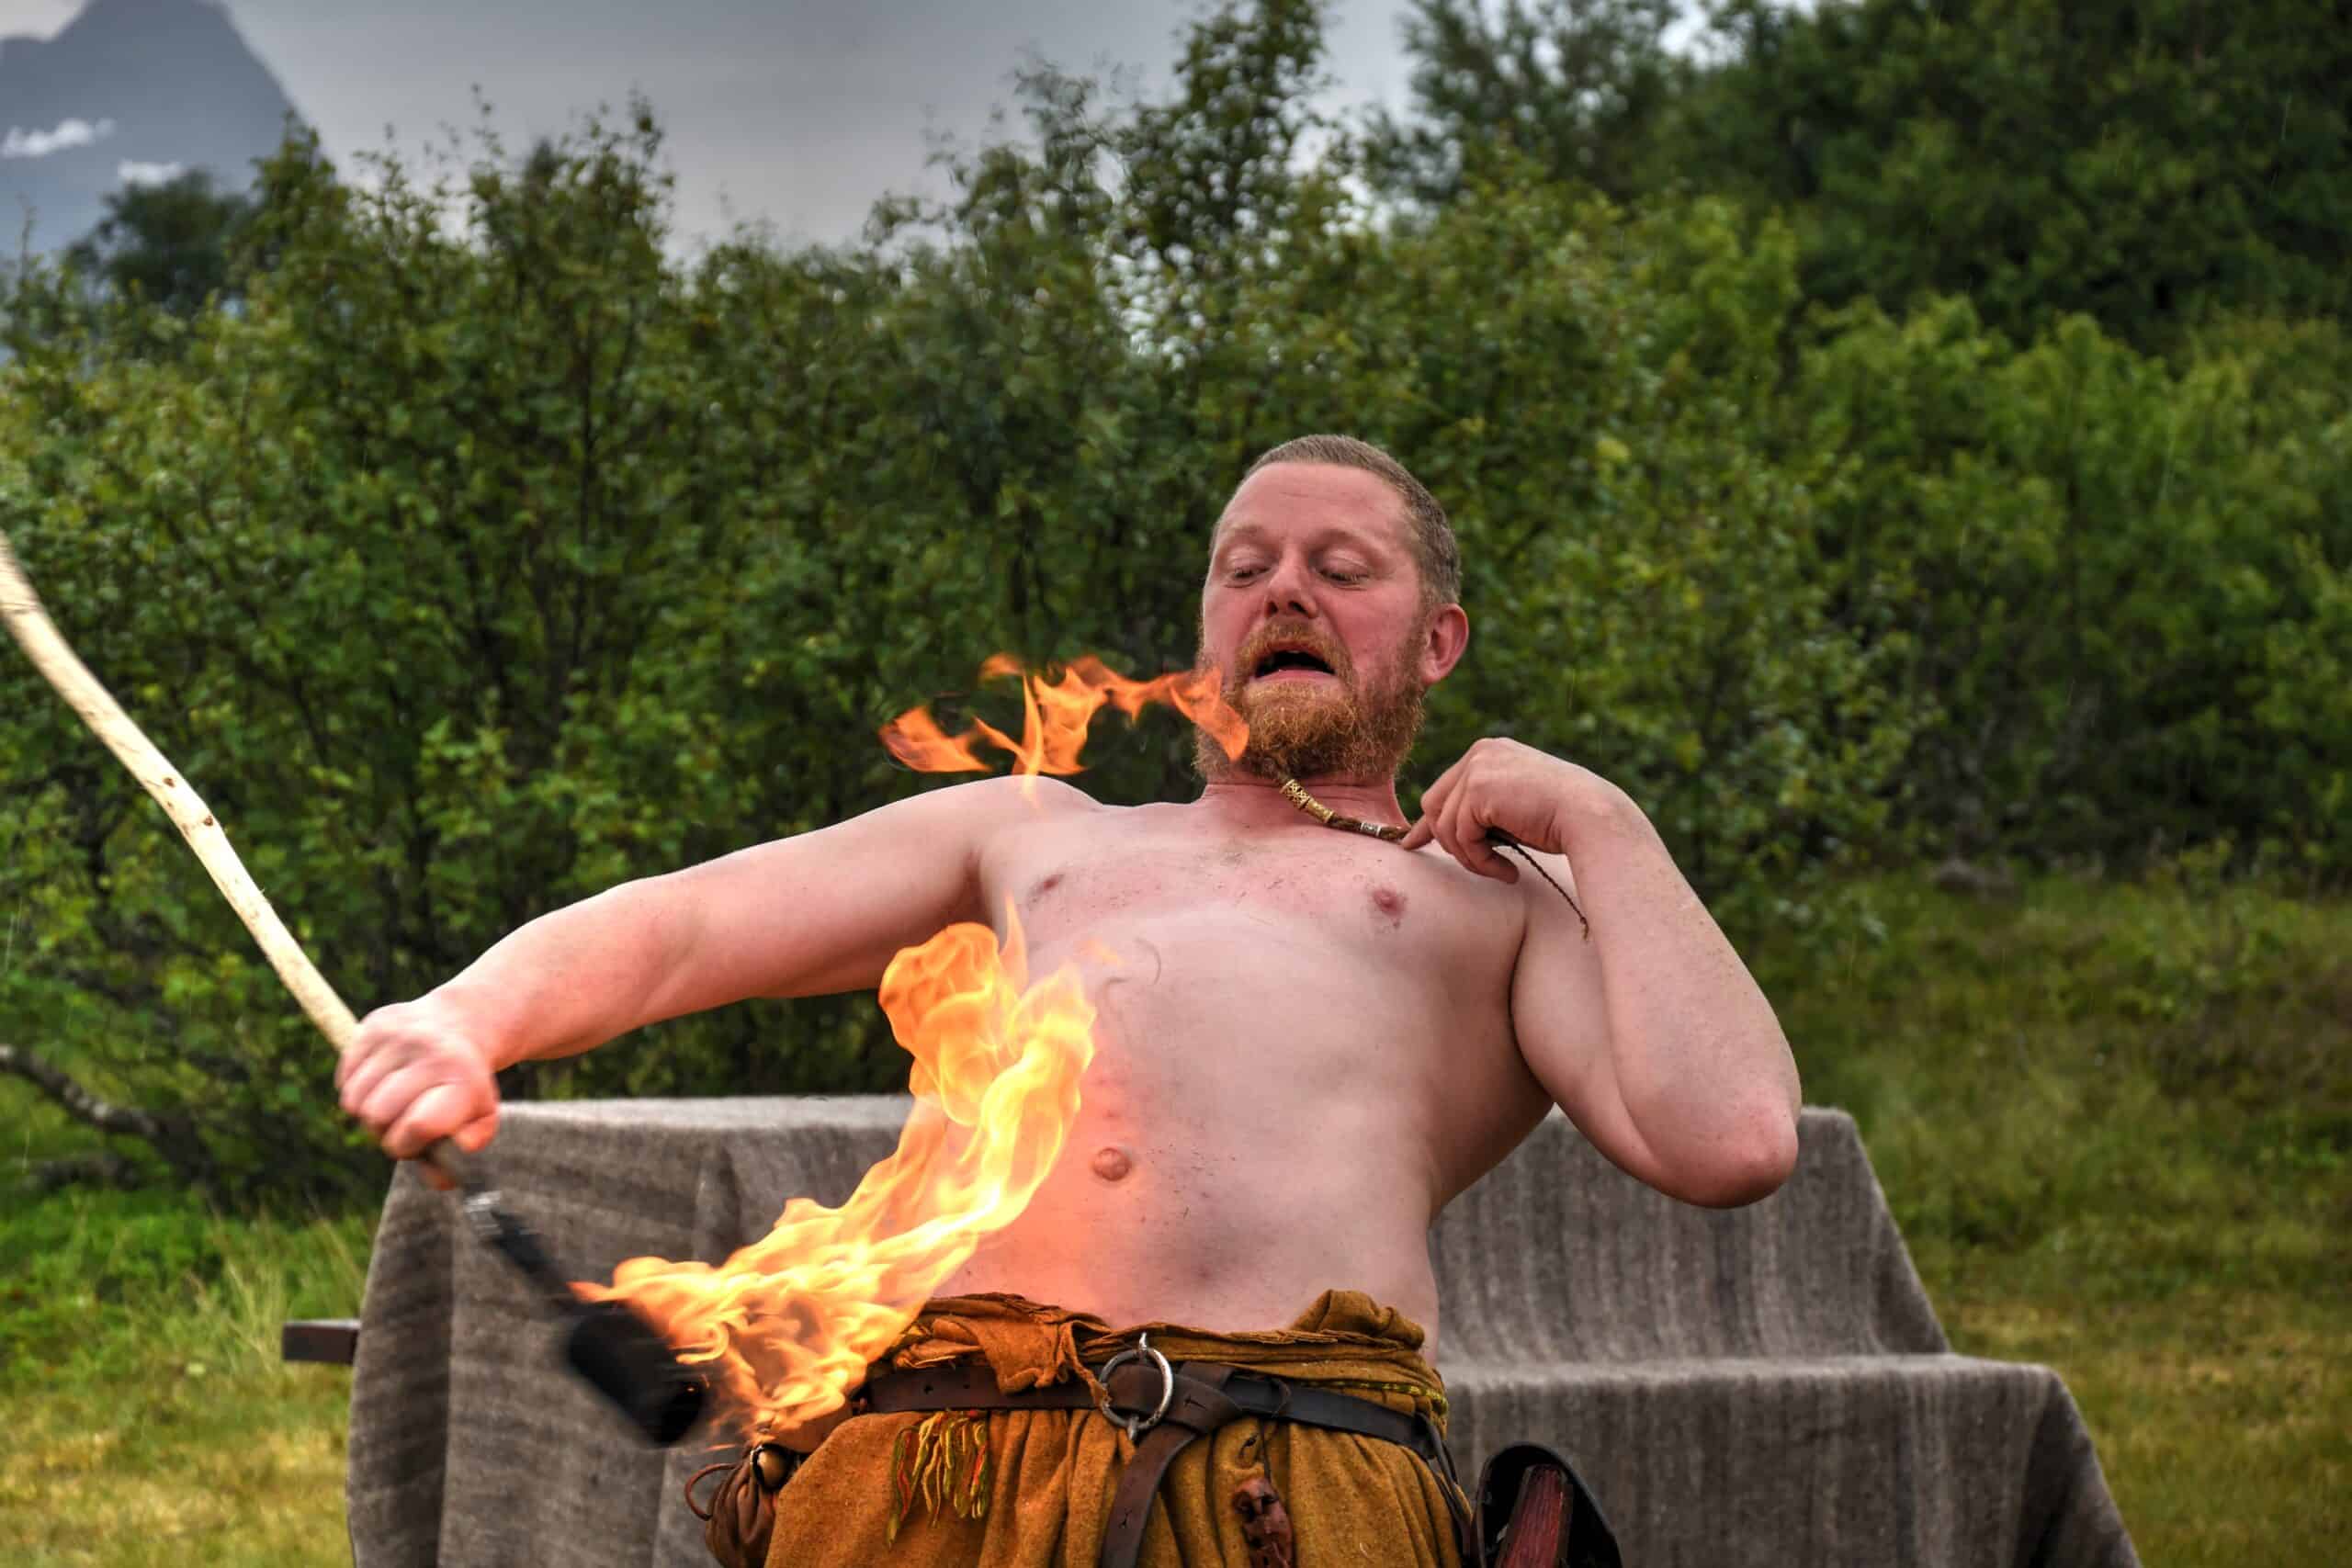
[763,1290,1466,1567]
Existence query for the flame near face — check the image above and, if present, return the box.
[879,653,1249,780]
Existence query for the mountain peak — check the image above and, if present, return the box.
[1,0,300,251]
[73,0,227,17]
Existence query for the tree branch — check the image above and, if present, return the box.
[0,1042,167,1139]
[31,1152,143,1193]
[0,1042,212,1187]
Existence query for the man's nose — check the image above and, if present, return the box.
[1260,554,1319,618]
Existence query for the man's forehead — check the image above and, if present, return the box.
[1212,463,1411,551]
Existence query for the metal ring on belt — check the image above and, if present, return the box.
[1091,1331,1175,1438]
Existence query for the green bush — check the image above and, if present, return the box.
[1790,302,2352,875]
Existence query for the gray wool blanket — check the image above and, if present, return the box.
[345,1100,2137,1566]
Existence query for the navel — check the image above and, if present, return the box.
[1090,1145,1136,1183]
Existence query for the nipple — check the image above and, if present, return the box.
[1090,1145,1135,1183]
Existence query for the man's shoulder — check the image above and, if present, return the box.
[929,773,1114,829]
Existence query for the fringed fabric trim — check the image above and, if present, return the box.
[887,1410,992,1541]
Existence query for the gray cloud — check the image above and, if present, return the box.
[216,0,1418,245]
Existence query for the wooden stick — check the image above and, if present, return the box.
[2,531,472,1185]
[0,528,365,1053]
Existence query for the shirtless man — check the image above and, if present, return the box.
[338,434,1800,1566]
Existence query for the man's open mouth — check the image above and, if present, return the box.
[1251,647,1337,679]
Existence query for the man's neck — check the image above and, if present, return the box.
[1196,773,1408,831]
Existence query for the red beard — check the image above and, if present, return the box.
[1193,619,1428,783]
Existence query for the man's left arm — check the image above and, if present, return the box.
[1403,739,1802,1207]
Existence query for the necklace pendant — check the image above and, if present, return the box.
[1278,778,1337,826]
[1283,778,1406,841]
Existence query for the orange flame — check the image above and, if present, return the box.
[880,654,1249,779]
[579,908,1099,1430]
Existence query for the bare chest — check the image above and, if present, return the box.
[947,802,1547,1321]
[979,807,1521,975]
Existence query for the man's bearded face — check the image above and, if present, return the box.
[1193,614,1430,782]
[1190,463,1442,784]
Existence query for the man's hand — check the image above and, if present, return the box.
[1400,737,1634,879]
[336,998,502,1189]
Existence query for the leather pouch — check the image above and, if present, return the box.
[684,1441,800,1568]
[1474,1442,1623,1568]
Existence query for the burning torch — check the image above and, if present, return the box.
[0,529,706,1447]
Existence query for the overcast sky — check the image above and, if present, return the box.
[1,0,1428,246]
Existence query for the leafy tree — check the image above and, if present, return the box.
[64,168,257,318]
[1114,0,1339,306]
[1682,0,2352,346]
[1368,0,1688,205]
[1787,301,2352,872]
[0,117,909,1196]
[1388,0,2352,351]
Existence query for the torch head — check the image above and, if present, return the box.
[565,1299,708,1446]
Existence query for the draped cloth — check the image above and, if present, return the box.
[346,1102,2132,1566]
[762,1290,1468,1568]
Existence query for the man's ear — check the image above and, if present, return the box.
[1420,604,1469,685]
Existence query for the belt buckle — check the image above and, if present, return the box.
[1092,1331,1176,1440]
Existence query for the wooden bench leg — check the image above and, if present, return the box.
[281,1317,360,1365]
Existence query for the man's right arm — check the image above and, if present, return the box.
[336,775,1084,1165]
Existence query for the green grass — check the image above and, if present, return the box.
[0,1182,369,1566]
[4,870,2348,1564]
[1749,869,2352,1564]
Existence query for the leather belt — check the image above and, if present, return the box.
[865,1348,1475,1568]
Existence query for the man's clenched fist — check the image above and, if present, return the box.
[336,998,501,1186]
